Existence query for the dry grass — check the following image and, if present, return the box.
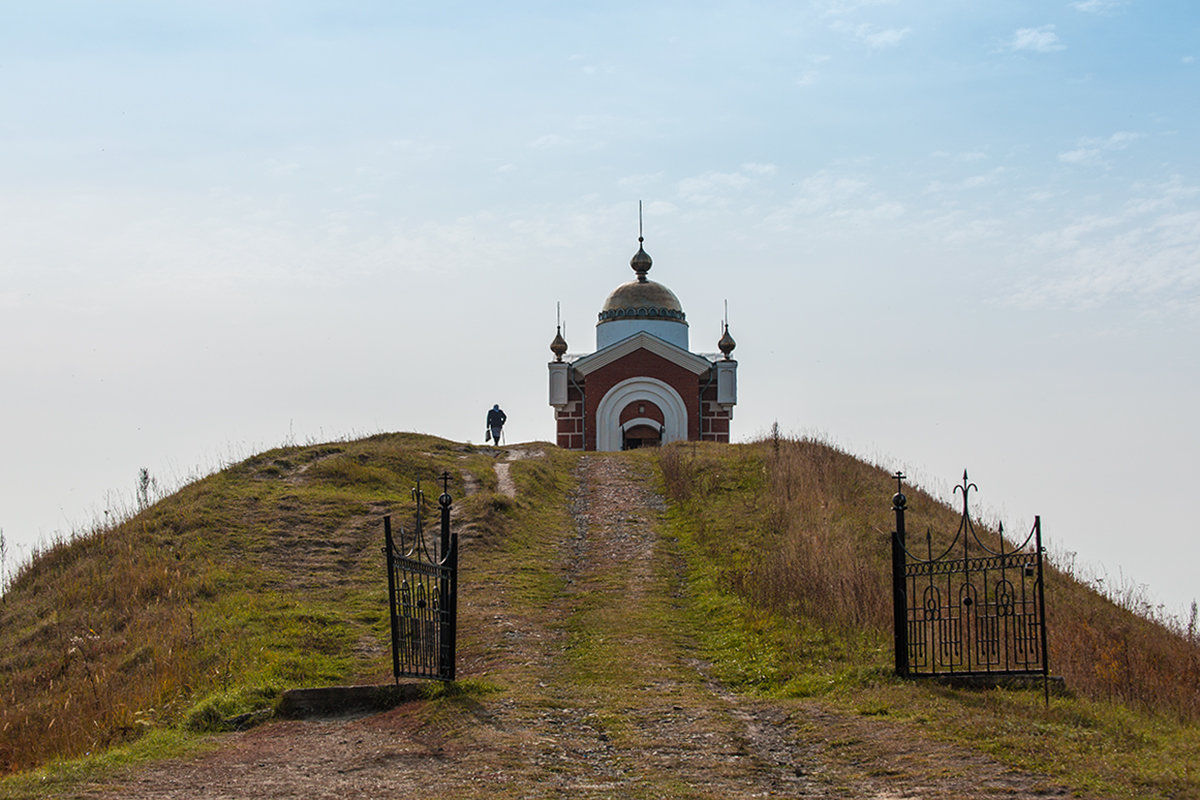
[1048,563,1200,720]
[658,434,1200,721]
[658,435,1200,798]
[0,432,499,775]
[659,437,893,645]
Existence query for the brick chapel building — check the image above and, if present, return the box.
[548,234,738,450]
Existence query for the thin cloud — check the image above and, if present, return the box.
[529,134,567,149]
[1058,131,1141,165]
[925,167,1006,194]
[831,21,912,49]
[863,26,910,48]
[763,169,904,228]
[742,162,778,177]
[932,150,988,162]
[818,0,901,17]
[1070,0,1129,13]
[677,164,776,206]
[617,172,665,189]
[796,54,830,87]
[1010,177,1200,313]
[1005,25,1066,53]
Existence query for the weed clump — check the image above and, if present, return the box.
[184,687,278,732]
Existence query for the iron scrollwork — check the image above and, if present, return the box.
[384,471,457,682]
[891,471,1048,686]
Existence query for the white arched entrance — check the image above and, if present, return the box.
[595,377,688,452]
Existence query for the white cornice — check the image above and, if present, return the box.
[572,331,713,377]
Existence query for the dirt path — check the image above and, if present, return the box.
[492,446,542,498]
[73,454,1085,799]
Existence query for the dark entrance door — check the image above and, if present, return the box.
[622,424,662,449]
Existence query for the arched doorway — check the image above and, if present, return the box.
[622,422,664,449]
[595,377,688,452]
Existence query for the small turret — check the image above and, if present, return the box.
[550,326,568,362]
[718,322,736,360]
[630,237,653,282]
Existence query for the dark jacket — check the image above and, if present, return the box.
[487,408,507,428]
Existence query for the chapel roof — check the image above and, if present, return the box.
[596,236,686,323]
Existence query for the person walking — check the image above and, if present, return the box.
[486,404,507,445]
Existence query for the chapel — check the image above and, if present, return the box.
[548,233,738,451]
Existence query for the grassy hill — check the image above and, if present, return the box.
[0,433,506,775]
[1,433,1198,797]
[660,439,1200,796]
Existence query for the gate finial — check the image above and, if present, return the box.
[892,471,906,510]
[954,470,978,518]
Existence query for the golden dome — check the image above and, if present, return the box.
[597,237,686,323]
[598,280,686,322]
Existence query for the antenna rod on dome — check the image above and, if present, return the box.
[557,300,561,329]
[638,200,643,241]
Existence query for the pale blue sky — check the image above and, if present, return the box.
[2,1,1197,616]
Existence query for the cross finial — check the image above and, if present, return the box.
[630,202,653,279]
[892,471,907,510]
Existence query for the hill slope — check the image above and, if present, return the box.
[0,433,503,773]
[1,435,1198,798]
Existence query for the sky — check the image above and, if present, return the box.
[1,1,1197,619]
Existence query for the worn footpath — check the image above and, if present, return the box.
[67,452,1084,799]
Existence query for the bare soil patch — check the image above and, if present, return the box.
[493,446,543,498]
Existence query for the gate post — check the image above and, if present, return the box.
[437,472,457,681]
[891,472,909,677]
[383,515,402,683]
[1035,515,1050,705]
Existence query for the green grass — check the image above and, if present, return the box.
[0,729,210,800]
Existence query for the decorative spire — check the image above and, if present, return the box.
[630,201,652,281]
[718,321,736,359]
[550,325,568,361]
[551,301,568,361]
[718,300,736,359]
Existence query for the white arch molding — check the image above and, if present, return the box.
[595,377,689,452]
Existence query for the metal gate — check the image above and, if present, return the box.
[383,472,457,682]
[890,471,1048,684]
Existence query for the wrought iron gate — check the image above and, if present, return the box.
[383,472,457,682]
[891,471,1048,684]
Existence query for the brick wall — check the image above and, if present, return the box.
[699,383,731,443]
[583,350,701,450]
[553,385,586,450]
[554,349,732,450]
[618,399,664,425]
